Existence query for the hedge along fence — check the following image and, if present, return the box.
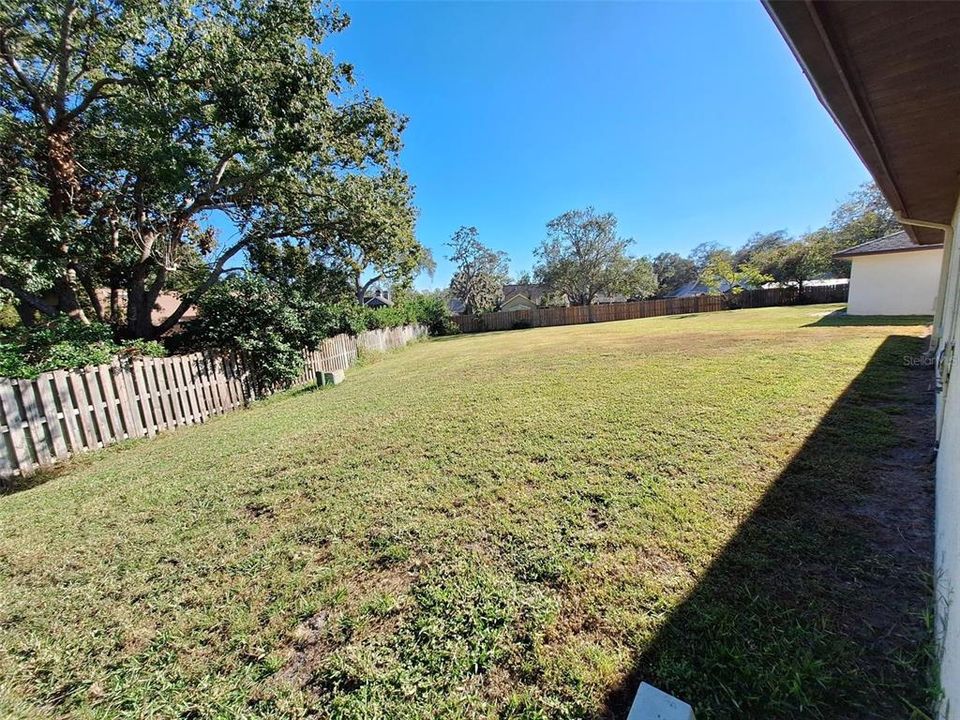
[0,324,427,479]
[452,284,849,333]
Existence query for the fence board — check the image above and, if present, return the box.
[183,357,202,424]
[0,325,426,479]
[132,361,156,438]
[98,364,124,440]
[69,372,96,451]
[185,356,209,423]
[84,369,110,447]
[18,380,51,466]
[172,358,196,425]
[111,363,139,440]
[35,375,68,457]
[53,370,83,454]
[141,358,167,431]
[151,359,173,427]
[202,354,224,416]
[452,284,848,333]
[0,380,33,474]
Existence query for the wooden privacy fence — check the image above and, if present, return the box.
[0,324,427,479]
[452,284,849,333]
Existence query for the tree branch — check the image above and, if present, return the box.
[0,275,57,318]
[54,1,78,115]
[153,238,249,336]
[0,30,51,124]
[62,75,132,123]
[76,266,105,322]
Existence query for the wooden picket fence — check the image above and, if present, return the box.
[0,324,427,479]
[452,284,849,333]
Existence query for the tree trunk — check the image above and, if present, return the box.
[125,265,156,340]
[356,274,382,305]
[15,302,37,327]
[53,270,88,323]
[44,121,89,323]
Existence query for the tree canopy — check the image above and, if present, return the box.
[652,252,697,297]
[534,208,654,305]
[447,226,509,315]
[700,255,771,296]
[752,233,833,294]
[0,0,421,338]
[647,182,898,298]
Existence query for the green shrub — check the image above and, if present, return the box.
[403,294,459,336]
[179,280,456,393]
[0,316,166,379]
[0,304,19,330]
[182,276,321,394]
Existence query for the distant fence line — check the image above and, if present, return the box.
[0,324,427,479]
[452,285,849,333]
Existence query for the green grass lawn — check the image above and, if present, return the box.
[0,305,936,719]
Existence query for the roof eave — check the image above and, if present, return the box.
[833,243,944,260]
[762,0,922,242]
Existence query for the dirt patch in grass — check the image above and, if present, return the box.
[276,564,417,690]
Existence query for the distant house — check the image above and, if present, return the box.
[500,293,539,312]
[499,283,630,309]
[833,230,943,315]
[363,288,393,309]
[45,288,198,333]
[446,296,466,315]
[760,277,849,291]
[593,292,629,304]
[665,280,729,298]
[500,283,562,310]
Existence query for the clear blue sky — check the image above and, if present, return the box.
[325,1,870,289]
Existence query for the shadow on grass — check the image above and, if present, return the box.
[605,335,936,719]
[1,464,70,497]
[805,309,934,328]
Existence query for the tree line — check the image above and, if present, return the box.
[0,1,901,375]
[446,183,899,314]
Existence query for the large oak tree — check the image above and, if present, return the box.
[1,0,417,338]
[534,207,654,305]
[447,226,509,315]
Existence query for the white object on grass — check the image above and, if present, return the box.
[626,683,695,720]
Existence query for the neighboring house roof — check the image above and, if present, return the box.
[362,287,393,308]
[832,231,944,259]
[447,297,466,314]
[90,289,198,325]
[666,280,733,298]
[502,283,553,305]
[593,293,628,304]
[500,293,538,311]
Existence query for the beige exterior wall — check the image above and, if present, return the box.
[500,295,538,312]
[935,193,960,719]
[847,248,943,315]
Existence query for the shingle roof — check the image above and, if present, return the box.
[502,283,552,304]
[833,230,942,258]
[666,279,736,298]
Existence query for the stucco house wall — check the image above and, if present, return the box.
[935,194,960,719]
[847,248,943,315]
[500,294,539,312]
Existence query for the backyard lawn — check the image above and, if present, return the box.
[0,305,936,719]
